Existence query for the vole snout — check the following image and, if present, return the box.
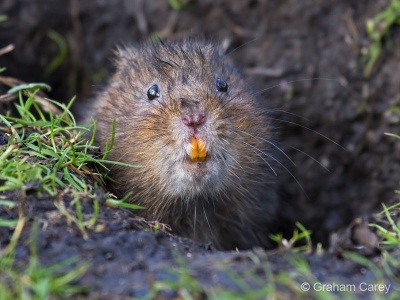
[180,99,206,130]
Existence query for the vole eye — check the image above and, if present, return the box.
[216,77,228,92]
[147,84,160,100]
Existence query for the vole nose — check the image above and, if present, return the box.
[182,113,206,127]
[180,99,206,127]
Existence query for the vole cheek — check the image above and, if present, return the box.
[166,120,190,159]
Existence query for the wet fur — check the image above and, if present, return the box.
[89,39,280,250]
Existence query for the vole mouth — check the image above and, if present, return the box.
[188,136,207,163]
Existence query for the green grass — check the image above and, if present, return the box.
[367,201,400,293]
[145,250,354,300]
[43,30,68,78]
[0,84,99,298]
[0,86,111,234]
[1,92,93,194]
[363,0,400,76]
[370,202,400,248]
[0,82,139,298]
[269,221,313,253]
[168,0,195,11]
[0,82,136,201]
[0,222,88,300]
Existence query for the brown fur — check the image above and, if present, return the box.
[89,39,280,250]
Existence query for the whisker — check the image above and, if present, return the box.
[235,129,296,167]
[285,144,330,172]
[216,146,243,181]
[241,138,310,200]
[253,77,339,96]
[202,204,213,236]
[241,140,277,176]
[269,118,346,150]
[194,205,197,237]
[228,167,275,185]
[226,37,259,56]
[268,153,310,201]
[268,108,312,123]
[220,94,241,110]
[106,151,130,174]
[220,177,250,202]
[229,161,265,175]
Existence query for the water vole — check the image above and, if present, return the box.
[89,39,280,250]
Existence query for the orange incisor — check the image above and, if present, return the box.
[189,136,207,162]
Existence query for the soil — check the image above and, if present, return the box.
[1,0,400,299]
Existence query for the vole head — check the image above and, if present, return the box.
[96,39,275,203]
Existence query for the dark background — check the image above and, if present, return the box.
[1,0,400,244]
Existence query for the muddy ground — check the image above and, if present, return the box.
[1,0,400,298]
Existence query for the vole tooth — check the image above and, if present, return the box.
[190,136,207,162]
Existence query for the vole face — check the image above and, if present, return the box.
[98,40,273,200]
